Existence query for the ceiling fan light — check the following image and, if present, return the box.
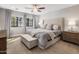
[32,5,38,12]
[33,8,37,12]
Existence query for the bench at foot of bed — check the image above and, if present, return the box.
[20,34,38,49]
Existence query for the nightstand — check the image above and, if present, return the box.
[0,30,7,54]
[62,31,79,45]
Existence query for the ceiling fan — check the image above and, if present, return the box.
[25,4,45,12]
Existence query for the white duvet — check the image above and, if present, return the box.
[26,28,61,40]
[26,28,61,49]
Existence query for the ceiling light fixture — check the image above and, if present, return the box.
[32,4,38,12]
[24,4,45,12]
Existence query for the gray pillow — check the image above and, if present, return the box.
[53,25,61,30]
[46,24,53,30]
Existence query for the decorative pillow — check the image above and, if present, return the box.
[44,24,47,29]
[39,24,47,29]
[53,25,59,30]
[46,24,52,30]
[51,24,54,30]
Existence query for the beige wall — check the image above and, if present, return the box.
[39,5,79,30]
[0,8,6,30]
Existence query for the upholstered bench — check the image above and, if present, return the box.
[20,34,38,49]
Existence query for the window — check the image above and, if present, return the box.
[25,18,33,27]
[11,16,23,27]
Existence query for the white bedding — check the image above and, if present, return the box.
[26,28,61,40]
[26,28,61,49]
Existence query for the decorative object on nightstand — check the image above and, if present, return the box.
[68,20,76,32]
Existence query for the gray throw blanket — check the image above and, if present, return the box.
[33,32,51,49]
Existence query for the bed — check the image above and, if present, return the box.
[25,28,61,49]
[22,17,63,49]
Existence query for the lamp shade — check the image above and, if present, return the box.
[68,20,76,26]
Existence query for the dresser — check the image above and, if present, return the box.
[62,31,79,45]
[0,30,7,54]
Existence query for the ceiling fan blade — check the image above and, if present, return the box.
[38,7,45,9]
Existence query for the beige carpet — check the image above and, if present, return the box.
[7,37,79,54]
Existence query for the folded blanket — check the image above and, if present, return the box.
[34,32,51,49]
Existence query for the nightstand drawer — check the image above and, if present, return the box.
[62,31,79,45]
[63,32,79,38]
[0,37,6,51]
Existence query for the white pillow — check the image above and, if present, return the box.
[44,24,47,29]
[53,25,59,30]
[46,24,52,30]
[39,24,47,29]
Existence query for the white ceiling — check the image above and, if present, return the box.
[0,4,76,15]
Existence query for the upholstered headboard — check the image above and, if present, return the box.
[44,17,64,30]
